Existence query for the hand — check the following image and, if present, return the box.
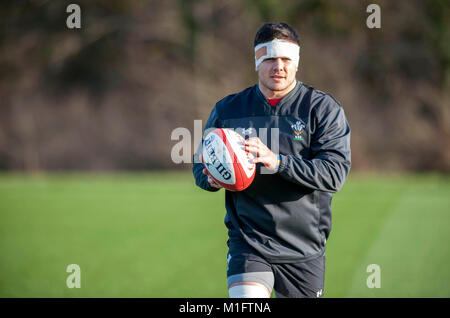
[199,154,223,189]
[244,137,278,171]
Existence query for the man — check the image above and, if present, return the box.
[192,22,351,298]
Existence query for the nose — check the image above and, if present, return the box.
[272,58,284,71]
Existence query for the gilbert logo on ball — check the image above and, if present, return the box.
[202,128,256,191]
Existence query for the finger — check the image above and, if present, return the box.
[208,176,222,188]
[251,157,274,170]
[203,168,209,175]
[244,139,258,146]
[246,140,268,152]
[245,145,260,153]
[246,137,260,144]
[246,146,265,158]
[251,157,265,164]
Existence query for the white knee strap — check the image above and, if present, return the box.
[229,283,271,298]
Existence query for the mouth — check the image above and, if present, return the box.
[271,75,285,80]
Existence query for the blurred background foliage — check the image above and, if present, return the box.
[0,0,449,172]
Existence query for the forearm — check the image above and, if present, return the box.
[277,102,351,192]
[193,160,221,192]
[277,154,351,192]
[192,105,222,192]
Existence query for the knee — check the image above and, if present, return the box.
[228,282,271,298]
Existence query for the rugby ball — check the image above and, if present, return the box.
[202,128,256,191]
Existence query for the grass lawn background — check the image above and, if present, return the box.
[0,172,449,297]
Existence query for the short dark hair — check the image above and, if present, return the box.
[254,22,300,47]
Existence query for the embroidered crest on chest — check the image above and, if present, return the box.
[291,121,305,141]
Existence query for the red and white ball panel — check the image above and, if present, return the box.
[202,128,256,191]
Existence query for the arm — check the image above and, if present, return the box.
[277,100,351,193]
[192,106,223,192]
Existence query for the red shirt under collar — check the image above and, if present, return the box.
[267,98,283,106]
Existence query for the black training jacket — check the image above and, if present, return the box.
[192,81,351,263]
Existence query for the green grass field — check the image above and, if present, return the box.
[0,172,449,297]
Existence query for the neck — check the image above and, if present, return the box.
[258,80,297,99]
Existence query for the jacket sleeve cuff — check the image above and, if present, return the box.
[277,154,288,174]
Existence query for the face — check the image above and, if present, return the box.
[257,57,298,97]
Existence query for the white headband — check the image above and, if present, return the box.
[254,39,300,71]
